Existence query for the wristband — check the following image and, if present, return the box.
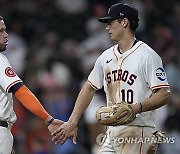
[44,116,55,126]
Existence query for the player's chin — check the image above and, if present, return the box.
[111,37,117,42]
[0,44,6,51]
[109,35,116,41]
[109,35,114,40]
[0,45,6,51]
[1,47,6,51]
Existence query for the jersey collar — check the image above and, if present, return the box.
[113,40,143,60]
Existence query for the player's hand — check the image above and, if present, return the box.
[48,119,64,138]
[52,121,78,145]
[116,110,129,119]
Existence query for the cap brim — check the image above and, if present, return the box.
[98,16,116,23]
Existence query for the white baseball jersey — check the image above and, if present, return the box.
[88,40,169,127]
[0,53,22,124]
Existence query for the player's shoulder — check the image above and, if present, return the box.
[139,41,160,57]
[139,41,153,52]
[0,53,8,61]
[138,41,162,64]
[100,44,117,57]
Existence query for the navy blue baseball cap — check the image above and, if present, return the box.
[98,3,139,23]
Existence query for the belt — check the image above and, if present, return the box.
[0,120,8,128]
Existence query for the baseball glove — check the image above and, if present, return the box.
[96,102,136,126]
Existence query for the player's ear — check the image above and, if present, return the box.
[121,18,129,28]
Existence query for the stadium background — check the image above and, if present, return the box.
[0,0,180,153]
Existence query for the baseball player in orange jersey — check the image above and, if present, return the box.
[52,3,171,154]
[0,16,77,154]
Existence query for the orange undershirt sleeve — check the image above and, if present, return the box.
[15,85,49,121]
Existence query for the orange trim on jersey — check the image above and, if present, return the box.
[151,84,169,90]
[139,127,144,154]
[6,80,22,92]
[117,43,143,99]
[120,43,143,68]
[113,45,119,60]
[88,80,98,90]
[15,85,49,121]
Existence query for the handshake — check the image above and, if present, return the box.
[46,116,78,145]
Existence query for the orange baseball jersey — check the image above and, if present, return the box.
[88,40,169,127]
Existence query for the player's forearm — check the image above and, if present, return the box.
[68,81,96,125]
[140,87,171,113]
[15,85,50,121]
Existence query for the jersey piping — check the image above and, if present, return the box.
[151,84,169,90]
[88,80,98,90]
[139,127,144,154]
[6,80,22,92]
[114,42,144,100]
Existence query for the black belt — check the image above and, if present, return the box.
[0,120,8,128]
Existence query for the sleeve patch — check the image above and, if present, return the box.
[156,67,166,81]
[5,67,16,77]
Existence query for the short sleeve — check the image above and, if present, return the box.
[88,56,104,90]
[144,53,169,90]
[0,54,22,92]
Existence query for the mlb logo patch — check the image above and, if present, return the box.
[156,67,166,81]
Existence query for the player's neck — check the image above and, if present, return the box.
[117,37,136,53]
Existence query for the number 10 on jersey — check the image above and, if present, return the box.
[121,89,134,104]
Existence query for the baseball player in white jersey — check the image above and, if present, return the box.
[0,16,77,154]
[52,3,171,154]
